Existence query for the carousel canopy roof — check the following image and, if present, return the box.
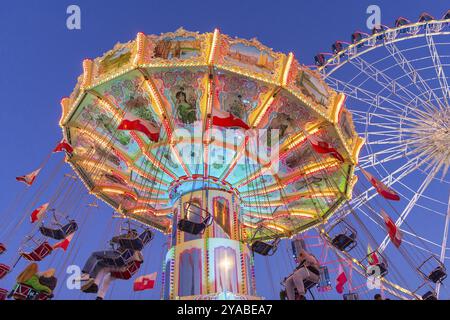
[60,28,363,240]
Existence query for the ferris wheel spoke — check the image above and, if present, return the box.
[348,56,437,117]
[436,192,450,298]
[425,32,450,108]
[358,143,409,169]
[378,163,443,253]
[350,156,422,210]
[327,76,426,117]
[384,42,447,111]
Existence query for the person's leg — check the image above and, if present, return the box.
[97,273,113,300]
[292,268,308,296]
[82,254,101,276]
[94,268,108,287]
[284,276,296,300]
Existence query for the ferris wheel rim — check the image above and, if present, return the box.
[316,17,450,78]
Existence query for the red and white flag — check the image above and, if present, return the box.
[133,272,157,292]
[53,140,74,154]
[360,168,400,201]
[308,135,345,162]
[335,264,348,294]
[30,203,49,223]
[381,210,402,248]
[367,244,380,266]
[16,168,41,186]
[52,233,74,252]
[211,108,250,130]
[118,113,160,142]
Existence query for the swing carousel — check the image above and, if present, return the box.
[55,28,362,300]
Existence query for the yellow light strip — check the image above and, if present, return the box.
[264,223,286,233]
[330,93,346,124]
[89,90,124,119]
[130,206,171,217]
[250,92,276,128]
[75,127,112,150]
[280,125,321,155]
[352,137,365,164]
[133,32,147,66]
[59,98,71,126]
[208,29,220,65]
[281,52,294,86]
[143,79,165,118]
[81,59,93,89]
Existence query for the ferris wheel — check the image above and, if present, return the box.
[312,11,450,299]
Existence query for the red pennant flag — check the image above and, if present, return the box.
[335,264,348,294]
[360,168,400,201]
[212,108,250,130]
[381,210,402,248]
[308,135,345,162]
[30,203,49,223]
[133,272,157,292]
[53,140,74,154]
[16,168,41,186]
[52,233,74,252]
[118,113,160,142]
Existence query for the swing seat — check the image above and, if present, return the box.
[39,220,78,240]
[178,219,208,235]
[20,241,53,262]
[0,288,8,300]
[118,229,153,251]
[251,238,280,256]
[0,243,6,254]
[303,279,317,291]
[331,233,357,252]
[110,261,143,280]
[427,266,447,284]
[102,249,134,268]
[251,241,275,256]
[422,291,437,300]
[368,262,388,278]
[0,264,10,279]
[11,283,51,301]
[343,293,359,300]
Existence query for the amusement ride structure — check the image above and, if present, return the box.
[0,9,449,301]
[58,29,361,299]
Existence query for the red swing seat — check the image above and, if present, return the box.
[20,241,53,261]
[0,243,6,254]
[110,261,142,280]
[0,264,11,279]
[11,283,51,301]
[0,288,8,300]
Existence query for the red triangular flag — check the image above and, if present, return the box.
[211,108,250,130]
[381,210,402,248]
[308,135,345,162]
[335,264,348,294]
[53,140,74,154]
[30,203,49,223]
[118,113,160,142]
[133,272,157,292]
[52,233,74,252]
[360,168,400,201]
[16,168,41,186]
